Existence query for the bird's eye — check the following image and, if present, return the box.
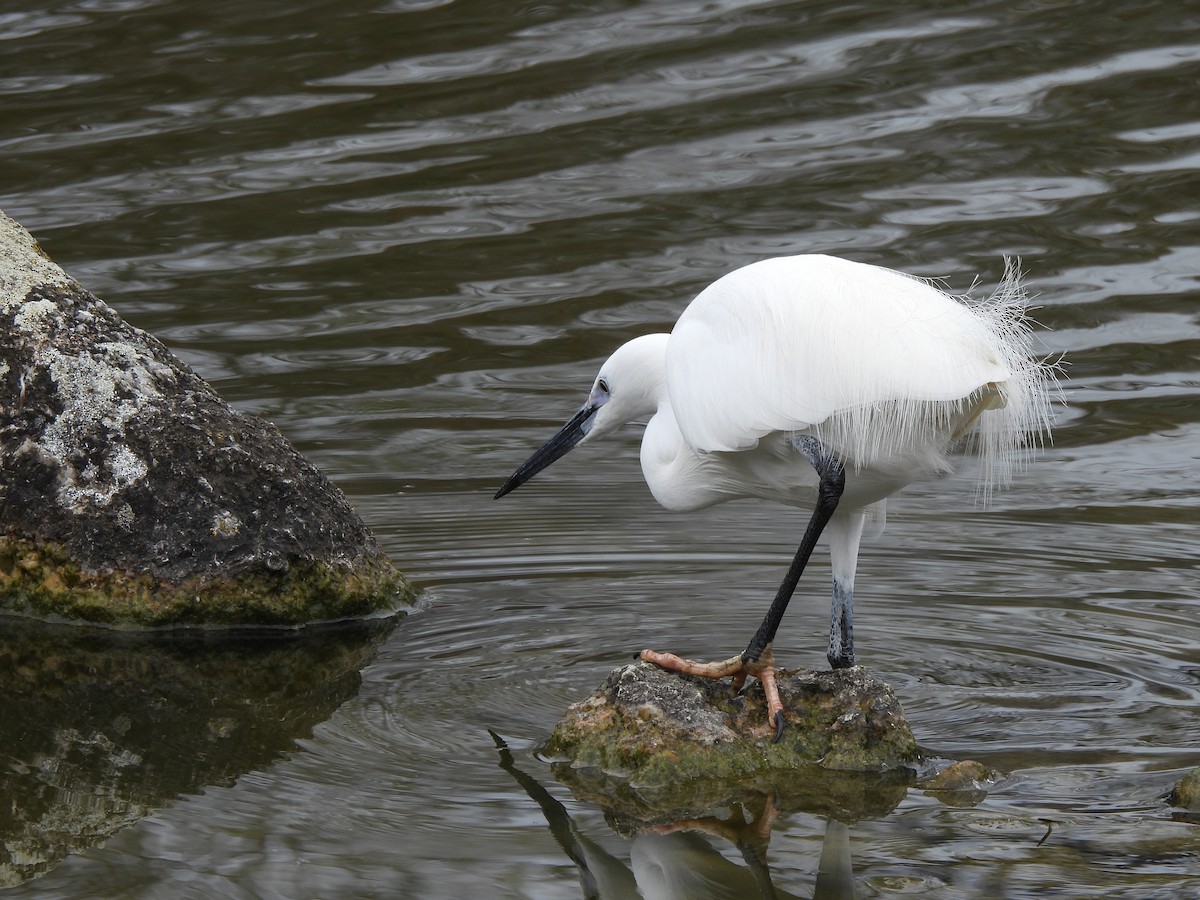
[597,377,611,395]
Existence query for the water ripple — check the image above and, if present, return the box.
[3,0,1200,896]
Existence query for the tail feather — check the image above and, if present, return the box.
[957,256,1060,499]
[811,257,1060,501]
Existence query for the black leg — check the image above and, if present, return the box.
[640,437,845,738]
[742,436,845,665]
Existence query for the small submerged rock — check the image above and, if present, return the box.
[917,759,1002,807]
[0,211,413,626]
[1170,768,1200,812]
[541,661,919,786]
[918,759,1000,791]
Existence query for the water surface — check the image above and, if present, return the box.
[2,1,1199,896]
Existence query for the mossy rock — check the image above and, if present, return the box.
[542,662,919,788]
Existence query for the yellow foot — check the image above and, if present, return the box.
[639,644,786,740]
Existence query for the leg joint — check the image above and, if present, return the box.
[791,435,845,502]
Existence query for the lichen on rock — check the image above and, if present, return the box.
[0,210,413,626]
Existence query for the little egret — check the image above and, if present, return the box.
[495,254,1054,738]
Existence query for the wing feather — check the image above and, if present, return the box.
[665,256,1039,476]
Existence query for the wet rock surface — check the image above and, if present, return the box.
[0,211,413,625]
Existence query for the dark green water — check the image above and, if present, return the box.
[2,1,1199,896]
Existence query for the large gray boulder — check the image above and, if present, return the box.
[0,211,412,625]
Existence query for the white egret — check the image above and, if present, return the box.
[495,254,1054,738]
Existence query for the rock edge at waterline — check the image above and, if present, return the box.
[542,661,919,785]
[0,211,413,626]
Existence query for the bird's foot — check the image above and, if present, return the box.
[639,645,786,741]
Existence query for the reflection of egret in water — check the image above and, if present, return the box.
[491,732,856,899]
[632,830,802,900]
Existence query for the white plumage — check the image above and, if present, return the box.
[496,254,1055,735]
[671,255,1006,448]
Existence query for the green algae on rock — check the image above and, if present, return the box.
[0,211,413,626]
[541,661,918,787]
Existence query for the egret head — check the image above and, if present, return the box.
[494,333,669,499]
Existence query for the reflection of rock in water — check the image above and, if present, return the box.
[572,765,909,837]
[0,615,396,887]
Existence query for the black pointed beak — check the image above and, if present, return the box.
[494,403,597,499]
